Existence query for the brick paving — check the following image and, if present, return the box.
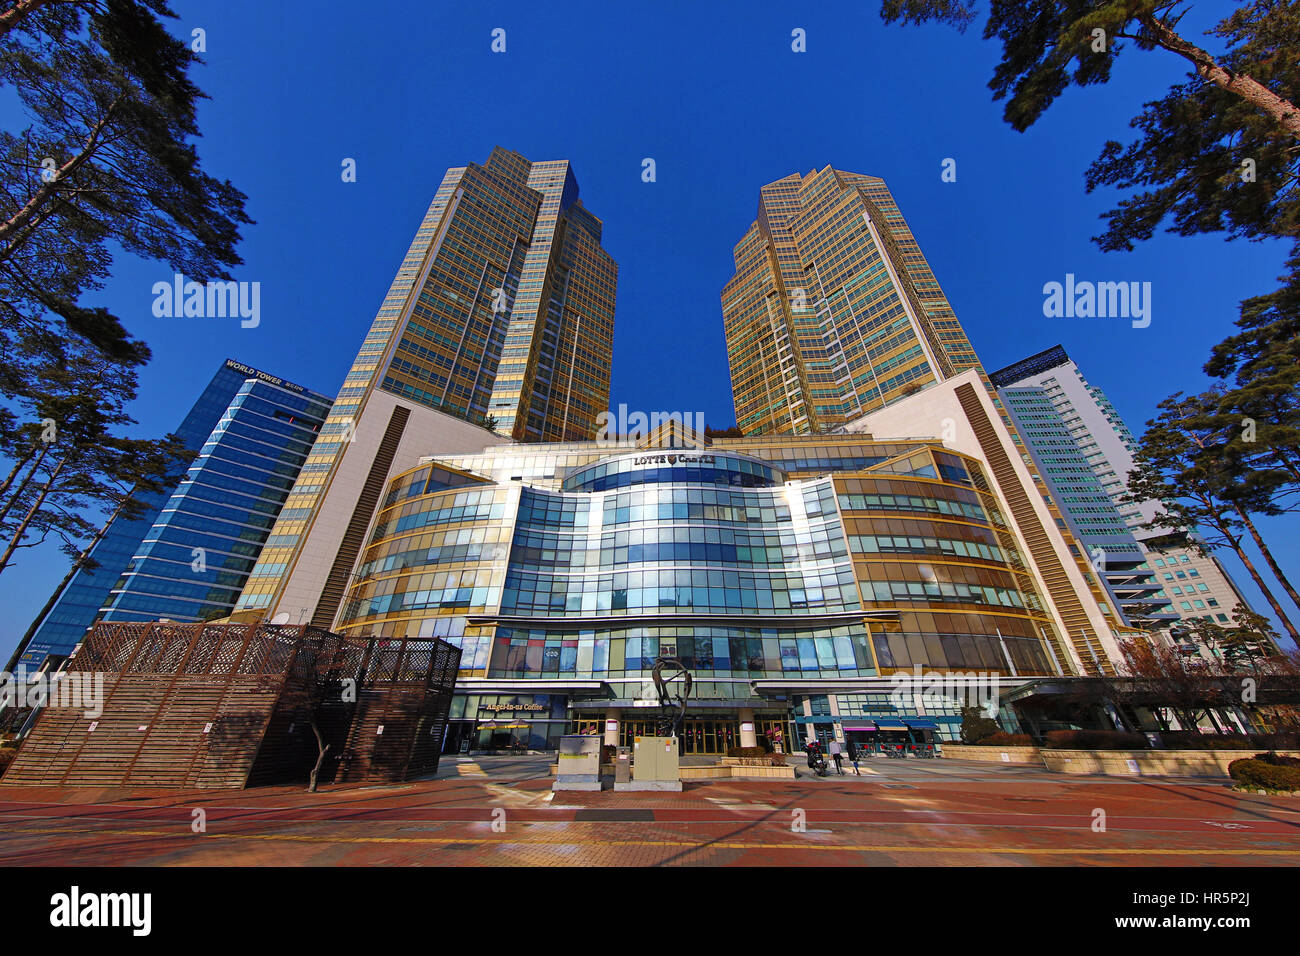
[1,757,1297,866]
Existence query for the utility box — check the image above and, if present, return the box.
[618,735,682,791]
[553,734,604,791]
[614,746,632,784]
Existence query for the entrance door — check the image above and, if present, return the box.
[678,718,741,755]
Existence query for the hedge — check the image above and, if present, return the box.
[973,733,1035,747]
[1157,732,1300,751]
[1228,757,1300,792]
[1252,751,1300,769]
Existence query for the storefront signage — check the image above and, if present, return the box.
[481,702,545,713]
[631,454,716,467]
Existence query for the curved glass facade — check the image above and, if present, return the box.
[562,450,781,493]
[339,441,1062,674]
[334,437,1078,749]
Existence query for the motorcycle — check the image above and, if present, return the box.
[805,746,830,777]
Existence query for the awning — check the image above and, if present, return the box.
[904,719,939,730]
[874,720,908,730]
[842,724,877,732]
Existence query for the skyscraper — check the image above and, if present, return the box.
[988,345,1255,636]
[721,167,981,435]
[720,167,1133,675]
[18,359,330,669]
[233,148,616,630]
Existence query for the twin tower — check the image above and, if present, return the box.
[233,147,1002,635]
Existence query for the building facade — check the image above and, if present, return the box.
[233,148,614,629]
[326,371,1138,754]
[721,166,981,436]
[18,359,330,669]
[1144,536,1257,632]
[988,345,1257,640]
[992,378,1172,626]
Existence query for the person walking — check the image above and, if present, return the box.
[828,738,845,775]
[846,741,861,775]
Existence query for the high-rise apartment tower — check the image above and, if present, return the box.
[233,149,617,630]
[722,167,980,435]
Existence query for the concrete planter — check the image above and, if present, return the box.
[679,765,731,780]
[1041,749,1300,777]
[939,744,1042,764]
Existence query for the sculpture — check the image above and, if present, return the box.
[651,656,692,739]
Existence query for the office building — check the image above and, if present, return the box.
[329,370,1137,752]
[234,149,615,629]
[721,166,981,436]
[988,345,1257,637]
[18,359,330,669]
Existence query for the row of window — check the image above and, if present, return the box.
[487,626,875,677]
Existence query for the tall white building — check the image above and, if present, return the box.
[988,346,1256,647]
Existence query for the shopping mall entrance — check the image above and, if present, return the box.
[571,713,787,755]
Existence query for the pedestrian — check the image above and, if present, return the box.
[847,741,861,775]
[829,738,845,775]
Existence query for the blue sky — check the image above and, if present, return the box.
[1,0,1294,658]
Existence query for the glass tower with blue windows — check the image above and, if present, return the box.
[19,360,330,669]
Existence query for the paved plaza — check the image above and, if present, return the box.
[0,756,1297,866]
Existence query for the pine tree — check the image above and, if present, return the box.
[880,2,1299,256]
[0,0,250,362]
[1125,391,1300,644]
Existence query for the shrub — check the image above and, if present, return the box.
[1228,758,1300,792]
[973,733,1035,747]
[1254,732,1300,751]
[959,707,1001,744]
[726,746,785,766]
[1252,751,1300,769]
[1160,732,1255,751]
[0,745,16,777]
[1043,730,1149,750]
